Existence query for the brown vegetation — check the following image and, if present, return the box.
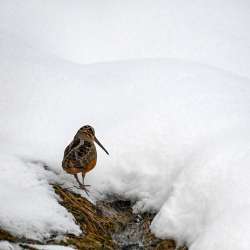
[0,184,187,250]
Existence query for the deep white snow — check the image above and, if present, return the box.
[0,154,81,240]
[0,1,250,249]
[1,0,250,77]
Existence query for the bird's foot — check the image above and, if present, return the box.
[79,184,90,196]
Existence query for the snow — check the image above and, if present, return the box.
[29,245,75,250]
[0,241,21,250]
[0,154,81,240]
[0,0,250,249]
[1,0,250,77]
[0,242,75,250]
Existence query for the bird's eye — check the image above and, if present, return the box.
[88,128,94,134]
[80,125,94,135]
[81,125,89,130]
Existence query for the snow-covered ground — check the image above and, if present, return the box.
[0,241,75,250]
[0,0,250,249]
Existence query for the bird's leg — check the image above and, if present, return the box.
[82,172,91,187]
[74,173,90,196]
[74,174,83,187]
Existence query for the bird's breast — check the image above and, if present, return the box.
[84,159,97,172]
[62,140,97,174]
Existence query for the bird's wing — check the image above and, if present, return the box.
[63,139,96,170]
[74,140,96,166]
[63,137,80,159]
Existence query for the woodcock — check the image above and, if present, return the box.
[62,125,109,193]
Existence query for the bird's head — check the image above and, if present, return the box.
[78,125,95,140]
[77,125,109,155]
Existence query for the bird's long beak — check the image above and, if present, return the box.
[94,137,109,155]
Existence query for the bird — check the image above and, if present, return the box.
[62,125,109,193]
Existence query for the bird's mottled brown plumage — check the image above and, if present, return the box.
[62,137,97,174]
[62,125,109,193]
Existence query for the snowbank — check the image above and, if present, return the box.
[1,31,250,248]
[0,0,250,77]
[1,0,250,249]
[0,154,80,240]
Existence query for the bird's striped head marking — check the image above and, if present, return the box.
[78,125,95,139]
[77,125,109,155]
